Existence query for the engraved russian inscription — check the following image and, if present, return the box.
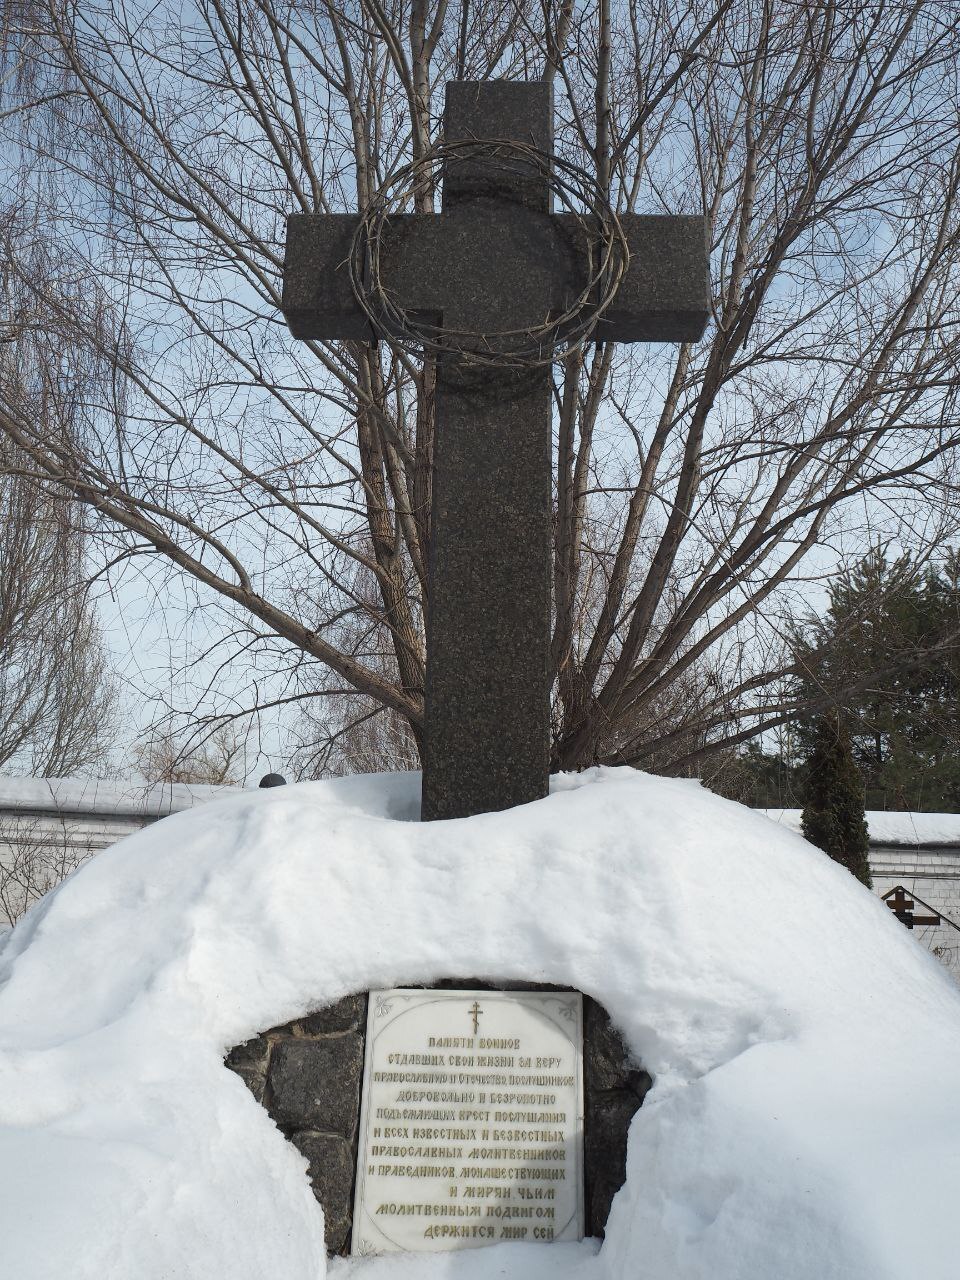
[352,989,584,1254]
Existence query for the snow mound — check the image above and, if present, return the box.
[0,768,958,1280]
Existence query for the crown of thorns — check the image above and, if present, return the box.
[348,137,629,370]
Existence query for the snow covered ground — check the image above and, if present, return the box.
[0,767,958,1280]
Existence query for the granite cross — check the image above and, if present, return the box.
[282,80,709,821]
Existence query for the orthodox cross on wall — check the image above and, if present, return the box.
[282,81,709,821]
[883,885,942,931]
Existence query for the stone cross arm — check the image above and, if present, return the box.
[282,210,709,345]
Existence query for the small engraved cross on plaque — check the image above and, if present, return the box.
[468,1000,483,1034]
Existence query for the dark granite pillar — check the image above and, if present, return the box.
[419,81,555,821]
[421,367,552,820]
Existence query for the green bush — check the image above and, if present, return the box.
[802,713,872,888]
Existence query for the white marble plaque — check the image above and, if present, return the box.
[351,988,584,1255]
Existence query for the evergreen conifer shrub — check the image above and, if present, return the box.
[802,713,872,888]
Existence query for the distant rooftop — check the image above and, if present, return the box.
[764,809,960,848]
[0,776,232,821]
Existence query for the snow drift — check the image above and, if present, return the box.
[0,767,957,1280]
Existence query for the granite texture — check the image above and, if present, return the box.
[421,366,553,819]
[290,1130,356,1254]
[421,83,558,820]
[224,985,646,1255]
[583,995,652,1236]
[281,214,372,341]
[269,1036,364,1137]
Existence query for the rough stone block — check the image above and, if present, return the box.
[267,1035,363,1138]
[294,994,366,1037]
[584,998,648,1092]
[290,1130,356,1254]
[585,1092,645,1234]
[223,1034,271,1103]
[582,997,650,1237]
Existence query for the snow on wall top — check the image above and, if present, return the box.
[0,774,232,819]
[0,768,958,1280]
[764,807,960,846]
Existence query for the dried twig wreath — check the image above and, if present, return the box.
[348,137,629,371]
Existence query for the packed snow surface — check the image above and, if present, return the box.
[0,768,958,1280]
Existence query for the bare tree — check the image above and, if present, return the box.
[0,428,116,776]
[0,193,118,776]
[135,725,245,785]
[291,688,421,779]
[284,554,421,776]
[0,0,957,776]
[0,814,90,927]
